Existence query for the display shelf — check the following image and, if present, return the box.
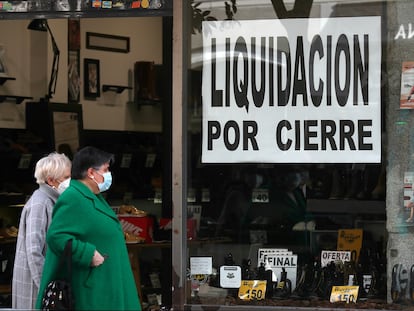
[137,98,162,106]
[102,84,132,93]
[0,95,32,104]
[307,199,386,215]
[0,77,16,85]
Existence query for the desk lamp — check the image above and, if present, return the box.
[28,19,60,102]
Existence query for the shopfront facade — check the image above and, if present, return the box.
[175,0,414,310]
[0,1,413,310]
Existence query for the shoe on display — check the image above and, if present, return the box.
[272,268,292,299]
[119,204,147,216]
[124,231,145,244]
[291,264,310,299]
[292,221,306,231]
[307,260,323,299]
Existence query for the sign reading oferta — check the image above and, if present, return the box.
[201,17,382,163]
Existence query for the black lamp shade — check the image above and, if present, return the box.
[27,19,48,32]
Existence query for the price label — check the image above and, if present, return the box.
[120,153,132,168]
[238,280,266,301]
[187,188,196,203]
[145,153,156,168]
[252,188,269,203]
[18,154,32,169]
[201,188,210,202]
[154,189,162,204]
[330,286,359,303]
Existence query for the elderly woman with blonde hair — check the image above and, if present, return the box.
[12,152,71,310]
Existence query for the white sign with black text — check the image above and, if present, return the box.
[202,17,382,163]
[257,248,297,289]
[220,265,242,288]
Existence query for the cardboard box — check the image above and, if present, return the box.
[118,216,153,243]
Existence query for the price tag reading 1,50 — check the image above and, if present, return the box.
[330,286,359,303]
[238,280,266,301]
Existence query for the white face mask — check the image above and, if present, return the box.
[93,171,113,192]
[57,178,71,194]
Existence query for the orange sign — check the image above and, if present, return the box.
[337,229,363,261]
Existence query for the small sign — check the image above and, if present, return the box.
[18,154,32,169]
[220,266,241,288]
[257,248,297,288]
[187,188,196,203]
[102,1,112,8]
[120,153,132,168]
[330,285,359,303]
[337,229,363,261]
[258,248,290,262]
[145,153,156,168]
[238,280,266,301]
[201,188,210,202]
[92,0,102,8]
[362,275,372,293]
[252,188,269,203]
[154,188,162,204]
[321,250,352,267]
[190,257,212,275]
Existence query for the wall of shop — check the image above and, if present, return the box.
[0,17,163,132]
[385,1,414,303]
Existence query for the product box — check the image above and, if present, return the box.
[118,215,154,243]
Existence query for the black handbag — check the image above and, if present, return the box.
[41,239,75,310]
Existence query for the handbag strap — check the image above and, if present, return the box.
[56,239,72,281]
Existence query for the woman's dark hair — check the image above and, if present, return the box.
[71,146,115,179]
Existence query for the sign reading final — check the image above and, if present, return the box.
[201,17,382,163]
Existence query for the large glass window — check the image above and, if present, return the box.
[184,0,399,308]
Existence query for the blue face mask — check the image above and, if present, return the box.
[95,171,112,192]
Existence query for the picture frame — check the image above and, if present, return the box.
[84,58,100,98]
[68,50,80,103]
[86,32,130,53]
[68,19,80,51]
[0,45,8,77]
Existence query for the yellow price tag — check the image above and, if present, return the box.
[238,280,267,301]
[330,285,359,303]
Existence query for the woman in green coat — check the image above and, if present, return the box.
[36,146,141,310]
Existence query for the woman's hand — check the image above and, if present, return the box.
[90,250,105,267]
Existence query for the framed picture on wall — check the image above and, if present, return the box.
[68,50,80,103]
[68,19,80,51]
[0,45,7,77]
[84,58,100,98]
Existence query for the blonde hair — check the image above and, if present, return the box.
[34,152,72,184]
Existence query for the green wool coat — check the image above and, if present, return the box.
[36,180,141,310]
